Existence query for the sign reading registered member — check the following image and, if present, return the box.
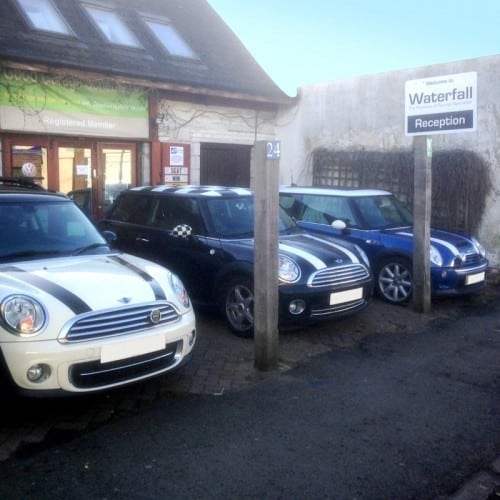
[405,72,477,136]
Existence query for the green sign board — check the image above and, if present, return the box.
[0,69,149,138]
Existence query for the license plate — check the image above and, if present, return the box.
[330,287,363,305]
[465,272,485,285]
[101,334,165,363]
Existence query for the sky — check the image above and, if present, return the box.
[207,0,499,96]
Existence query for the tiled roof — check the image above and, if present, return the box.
[0,0,291,102]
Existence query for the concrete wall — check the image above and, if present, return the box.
[156,100,277,185]
[277,55,500,266]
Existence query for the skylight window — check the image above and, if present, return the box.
[15,0,72,35]
[144,18,196,59]
[83,4,140,47]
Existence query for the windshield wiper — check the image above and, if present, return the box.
[72,243,109,255]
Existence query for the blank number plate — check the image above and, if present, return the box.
[330,287,363,305]
[101,334,165,363]
[465,272,485,285]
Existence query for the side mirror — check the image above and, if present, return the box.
[331,219,347,231]
[101,230,117,244]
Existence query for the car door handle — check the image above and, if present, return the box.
[135,237,150,243]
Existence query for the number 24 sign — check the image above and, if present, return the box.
[265,141,281,160]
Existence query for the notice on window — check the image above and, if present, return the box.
[76,164,90,176]
[170,146,184,166]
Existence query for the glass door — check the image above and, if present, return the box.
[61,142,136,220]
[97,143,137,219]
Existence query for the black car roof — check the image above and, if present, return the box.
[127,185,254,198]
[0,176,68,200]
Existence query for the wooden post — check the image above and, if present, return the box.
[253,141,279,371]
[412,136,432,313]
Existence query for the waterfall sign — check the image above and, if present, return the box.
[405,72,477,136]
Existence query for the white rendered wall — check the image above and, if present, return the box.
[277,55,500,266]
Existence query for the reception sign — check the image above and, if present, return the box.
[405,72,477,136]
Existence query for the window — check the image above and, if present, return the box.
[143,18,196,58]
[14,0,72,35]
[152,197,202,233]
[83,4,140,47]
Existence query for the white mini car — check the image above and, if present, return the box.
[0,177,196,395]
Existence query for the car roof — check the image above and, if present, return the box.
[279,185,392,197]
[0,176,68,200]
[128,185,254,198]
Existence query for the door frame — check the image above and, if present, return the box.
[2,134,138,220]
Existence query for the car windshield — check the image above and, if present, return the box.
[0,200,108,261]
[352,195,413,229]
[206,196,296,238]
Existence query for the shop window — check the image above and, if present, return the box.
[11,145,47,187]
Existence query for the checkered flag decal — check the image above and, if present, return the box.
[172,224,192,238]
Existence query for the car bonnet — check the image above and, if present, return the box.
[388,227,479,258]
[0,254,171,316]
[279,232,363,270]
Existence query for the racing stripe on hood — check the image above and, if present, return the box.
[109,255,166,300]
[279,243,326,270]
[398,232,459,255]
[303,234,360,263]
[1,266,91,314]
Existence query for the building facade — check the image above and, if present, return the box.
[0,0,291,219]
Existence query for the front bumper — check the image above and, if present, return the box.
[0,312,196,394]
[431,261,488,297]
[278,278,373,327]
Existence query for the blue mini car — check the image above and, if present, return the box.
[280,186,489,305]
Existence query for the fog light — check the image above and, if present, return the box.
[289,299,306,315]
[188,329,196,347]
[27,364,51,383]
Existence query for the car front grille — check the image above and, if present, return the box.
[308,264,370,287]
[463,253,482,266]
[69,341,180,389]
[311,298,366,317]
[60,302,180,343]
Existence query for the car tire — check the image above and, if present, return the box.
[376,256,413,305]
[220,275,254,337]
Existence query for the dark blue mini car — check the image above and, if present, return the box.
[98,185,373,336]
[279,186,489,305]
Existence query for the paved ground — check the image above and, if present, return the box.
[0,273,499,498]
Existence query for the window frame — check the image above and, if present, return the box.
[13,0,74,36]
[142,15,197,59]
[81,2,142,48]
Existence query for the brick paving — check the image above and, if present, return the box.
[1,279,499,498]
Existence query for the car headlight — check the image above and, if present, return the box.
[354,245,371,268]
[471,237,486,258]
[430,245,443,266]
[279,255,301,283]
[1,295,46,336]
[169,273,190,308]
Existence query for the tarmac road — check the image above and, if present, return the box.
[0,290,499,499]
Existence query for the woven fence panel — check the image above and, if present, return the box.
[312,148,491,235]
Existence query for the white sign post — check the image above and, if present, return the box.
[405,72,477,313]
